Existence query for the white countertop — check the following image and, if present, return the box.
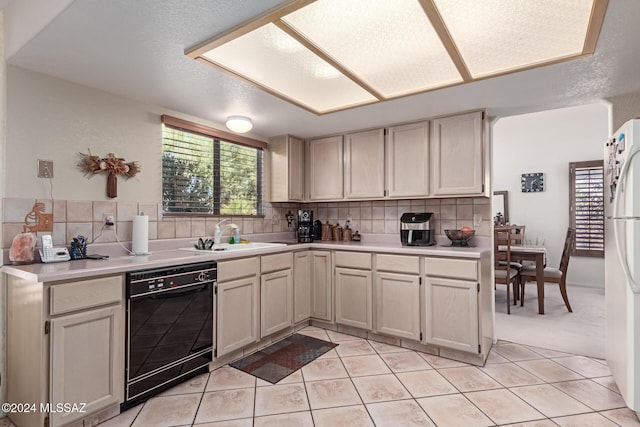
[2,233,490,283]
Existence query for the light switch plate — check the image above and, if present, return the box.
[38,159,54,178]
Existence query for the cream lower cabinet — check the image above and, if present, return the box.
[423,257,479,353]
[375,254,421,341]
[293,251,311,323]
[261,270,293,337]
[260,252,293,338]
[335,268,373,330]
[50,306,123,427]
[334,251,373,330]
[216,257,259,357]
[310,250,333,321]
[6,274,124,427]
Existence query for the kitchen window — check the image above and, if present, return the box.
[161,115,266,216]
[569,160,604,257]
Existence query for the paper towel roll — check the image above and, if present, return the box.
[132,214,150,255]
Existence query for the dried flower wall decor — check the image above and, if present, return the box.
[77,151,141,198]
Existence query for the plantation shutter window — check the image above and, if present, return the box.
[569,160,604,257]
[161,115,265,216]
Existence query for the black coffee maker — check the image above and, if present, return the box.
[297,210,314,243]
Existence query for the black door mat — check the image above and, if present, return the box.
[229,333,338,384]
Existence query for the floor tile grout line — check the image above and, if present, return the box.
[92,325,638,427]
[334,344,377,425]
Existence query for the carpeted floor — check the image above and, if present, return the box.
[495,283,606,359]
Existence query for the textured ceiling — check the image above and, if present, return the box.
[7,0,640,139]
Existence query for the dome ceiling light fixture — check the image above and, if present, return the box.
[187,0,608,115]
[225,116,253,133]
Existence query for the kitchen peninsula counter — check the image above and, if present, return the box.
[2,235,490,283]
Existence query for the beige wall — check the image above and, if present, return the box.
[606,89,640,134]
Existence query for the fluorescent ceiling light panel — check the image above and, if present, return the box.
[281,0,463,98]
[434,0,595,77]
[202,24,376,113]
[188,0,607,115]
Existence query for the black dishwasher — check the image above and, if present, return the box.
[122,261,215,410]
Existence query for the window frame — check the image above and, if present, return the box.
[161,115,266,217]
[569,159,604,257]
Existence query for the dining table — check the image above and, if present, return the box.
[503,245,548,314]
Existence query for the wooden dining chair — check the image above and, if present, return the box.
[494,228,521,314]
[519,228,576,312]
[510,225,526,246]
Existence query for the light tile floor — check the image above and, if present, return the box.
[5,326,640,427]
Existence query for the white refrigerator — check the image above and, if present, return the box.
[605,118,640,414]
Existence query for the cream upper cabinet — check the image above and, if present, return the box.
[269,135,305,202]
[293,251,311,323]
[386,121,430,198]
[310,250,333,321]
[344,129,385,199]
[308,136,343,201]
[430,111,484,196]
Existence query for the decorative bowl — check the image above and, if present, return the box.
[444,229,476,246]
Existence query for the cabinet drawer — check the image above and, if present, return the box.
[424,257,478,281]
[335,251,371,269]
[376,254,420,274]
[261,252,292,273]
[218,257,258,282]
[50,275,123,315]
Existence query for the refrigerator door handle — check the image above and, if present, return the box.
[613,144,640,293]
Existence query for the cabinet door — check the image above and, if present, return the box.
[376,272,421,340]
[344,129,385,199]
[431,111,484,196]
[310,251,333,321]
[288,136,305,201]
[335,268,373,330]
[50,305,123,427]
[293,251,311,323]
[386,121,430,197]
[424,276,479,353]
[216,276,259,356]
[261,269,293,338]
[308,136,343,200]
[269,135,304,202]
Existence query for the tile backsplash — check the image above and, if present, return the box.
[306,198,492,237]
[1,197,491,249]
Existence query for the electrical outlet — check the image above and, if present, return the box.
[103,213,115,226]
[38,160,54,178]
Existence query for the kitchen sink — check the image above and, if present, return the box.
[178,242,287,253]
